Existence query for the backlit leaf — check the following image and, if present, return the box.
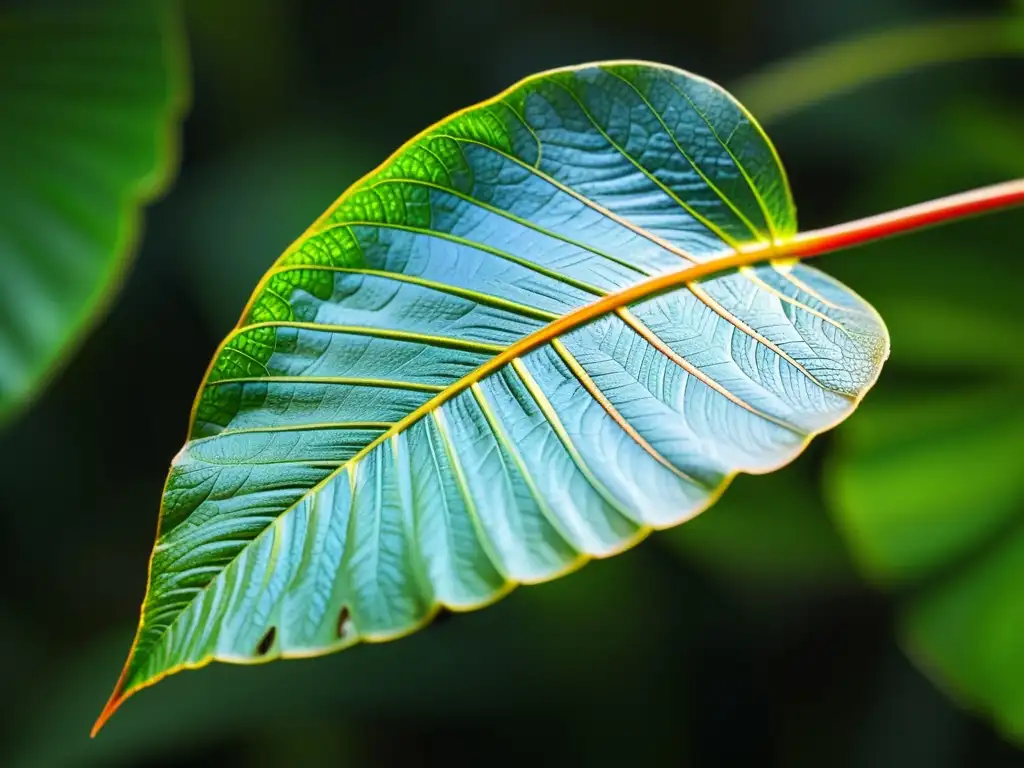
[98,61,888,727]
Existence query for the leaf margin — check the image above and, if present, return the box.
[95,58,890,734]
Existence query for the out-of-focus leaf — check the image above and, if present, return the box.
[0,0,188,424]
[903,524,1024,742]
[831,389,1023,581]
[829,387,1024,742]
[97,61,888,730]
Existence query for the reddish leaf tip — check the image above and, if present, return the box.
[91,665,131,738]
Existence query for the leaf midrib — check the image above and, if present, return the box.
[355,136,841,375]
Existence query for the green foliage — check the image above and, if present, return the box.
[831,387,1024,742]
[827,104,1024,743]
[100,61,888,725]
[0,0,187,423]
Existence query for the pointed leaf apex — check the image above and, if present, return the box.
[91,664,131,737]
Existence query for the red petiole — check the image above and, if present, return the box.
[775,179,1024,260]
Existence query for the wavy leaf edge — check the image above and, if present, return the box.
[95,58,897,734]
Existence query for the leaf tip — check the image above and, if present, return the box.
[90,663,132,738]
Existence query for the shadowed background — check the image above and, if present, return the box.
[0,0,1022,765]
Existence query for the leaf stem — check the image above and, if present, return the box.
[774,179,1024,260]
[87,176,1022,740]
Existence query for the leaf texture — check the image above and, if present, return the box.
[0,0,187,422]
[103,61,888,718]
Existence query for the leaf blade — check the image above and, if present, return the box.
[98,61,888,730]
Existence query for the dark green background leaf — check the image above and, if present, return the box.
[0,0,187,423]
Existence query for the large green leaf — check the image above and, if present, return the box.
[99,61,888,727]
[0,0,187,423]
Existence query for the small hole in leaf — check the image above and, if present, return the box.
[256,626,276,656]
[337,606,350,638]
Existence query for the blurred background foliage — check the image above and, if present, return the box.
[0,0,186,424]
[0,0,1022,765]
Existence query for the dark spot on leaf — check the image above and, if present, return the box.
[433,606,454,626]
[337,606,350,638]
[256,626,276,656]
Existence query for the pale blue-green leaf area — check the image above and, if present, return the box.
[122,63,887,694]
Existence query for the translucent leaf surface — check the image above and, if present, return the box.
[0,0,187,422]
[101,61,888,724]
